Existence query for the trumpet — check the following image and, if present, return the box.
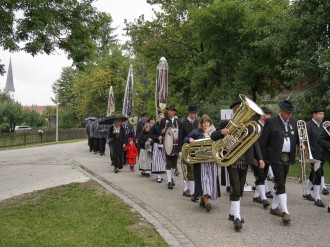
[297,120,321,193]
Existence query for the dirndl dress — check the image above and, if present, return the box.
[139,148,152,172]
[151,143,166,174]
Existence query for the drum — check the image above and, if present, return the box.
[164,127,179,156]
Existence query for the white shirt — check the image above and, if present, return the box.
[279,114,291,153]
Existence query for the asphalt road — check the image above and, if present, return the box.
[1,141,330,247]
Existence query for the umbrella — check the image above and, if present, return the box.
[122,64,134,116]
[107,86,115,116]
[83,117,96,125]
[99,114,128,125]
[155,57,168,116]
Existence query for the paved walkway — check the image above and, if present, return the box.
[1,141,330,247]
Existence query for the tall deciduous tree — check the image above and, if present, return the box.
[0,0,112,74]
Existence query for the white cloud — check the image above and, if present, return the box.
[0,0,155,106]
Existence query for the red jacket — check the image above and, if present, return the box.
[124,144,138,159]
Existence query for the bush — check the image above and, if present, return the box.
[0,123,11,133]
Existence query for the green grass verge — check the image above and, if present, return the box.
[288,161,330,182]
[0,139,86,151]
[0,181,169,247]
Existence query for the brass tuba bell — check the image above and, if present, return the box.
[211,94,264,167]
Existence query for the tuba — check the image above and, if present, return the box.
[323,121,330,136]
[297,120,321,193]
[211,94,264,167]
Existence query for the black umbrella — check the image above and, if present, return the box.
[99,115,128,125]
[83,117,96,125]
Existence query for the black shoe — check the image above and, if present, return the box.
[328,207,330,213]
[234,218,242,230]
[191,194,197,202]
[314,199,325,208]
[114,168,119,173]
[322,188,329,195]
[262,199,270,208]
[168,182,173,189]
[303,194,314,201]
[266,191,273,199]
[171,178,175,186]
[226,186,231,193]
[228,214,244,223]
[253,196,263,204]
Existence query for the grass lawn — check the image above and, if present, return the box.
[288,161,330,183]
[0,181,169,247]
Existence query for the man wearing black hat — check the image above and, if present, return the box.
[181,105,199,200]
[303,107,327,207]
[260,100,300,224]
[253,107,274,201]
[211,97,265,231]
[160,105,183,189]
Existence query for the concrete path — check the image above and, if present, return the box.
[1,141,330,247]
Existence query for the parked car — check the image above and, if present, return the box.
[15,126,32,132]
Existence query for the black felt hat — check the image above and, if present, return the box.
[230,98,242,109]
[310,106,326,113]
[166,105,178,112]
[187,105,199,113]
[279,100,295,113]
[261,107,272,115]
[148,116,155,122]
[140,112,148,117]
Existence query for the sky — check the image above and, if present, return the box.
[0,0,156,106]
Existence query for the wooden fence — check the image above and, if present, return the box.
[0,129,86,148]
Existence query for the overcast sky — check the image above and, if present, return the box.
[0,0,155,106]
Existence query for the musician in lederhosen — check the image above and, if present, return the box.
[181,105,199,201]
[303,106,326,207]
[150,113,166,183]
[318,119,330,213]
[211,98,265,230]
[160,105,183,189]
[260,100,300,224]
[185,115,220,212]
[252,107,273,203]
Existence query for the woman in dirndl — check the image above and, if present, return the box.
[150,113,166,183]
[137,123,153,176]
[184,115,220,212]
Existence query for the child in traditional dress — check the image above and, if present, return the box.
[123,137,138,172]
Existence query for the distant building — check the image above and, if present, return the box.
[4,58,15,99]
[23,105,49,115]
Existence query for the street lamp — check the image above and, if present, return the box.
[54,82,60,142]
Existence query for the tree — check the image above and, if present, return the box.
[0,0,112,74]
[0,94,23,132]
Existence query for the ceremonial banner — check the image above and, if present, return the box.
[155,57,168,116]
[107,86,115,116]
[122,64,134,116]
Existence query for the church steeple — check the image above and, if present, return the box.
[4,58,15,93]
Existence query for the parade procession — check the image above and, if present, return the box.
[84,57,330,232]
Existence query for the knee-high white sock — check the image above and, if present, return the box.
[230,202,234,215]
[321,176,326,189]
[184,181,189,191]
[314,185,321,200]
[268,166,274,178]
[166,170,172,183]
[278,193,289,214]
[189,181,195,194]
[305,179,313,195]
[231,201,241,220]
[258,185,267,200]
[171,168,175,178]
[254,186,260,198]
[272,190,279,210]
[265,179,270,193]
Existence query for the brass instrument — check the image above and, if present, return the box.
[297,120,321,193]
[211,94,264,167]
[323,121,330,136]
[182,94,263,167]
[182,138,214,164]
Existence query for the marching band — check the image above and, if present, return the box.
[86,95,330,232]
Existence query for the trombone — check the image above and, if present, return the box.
[297,120,321,194]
